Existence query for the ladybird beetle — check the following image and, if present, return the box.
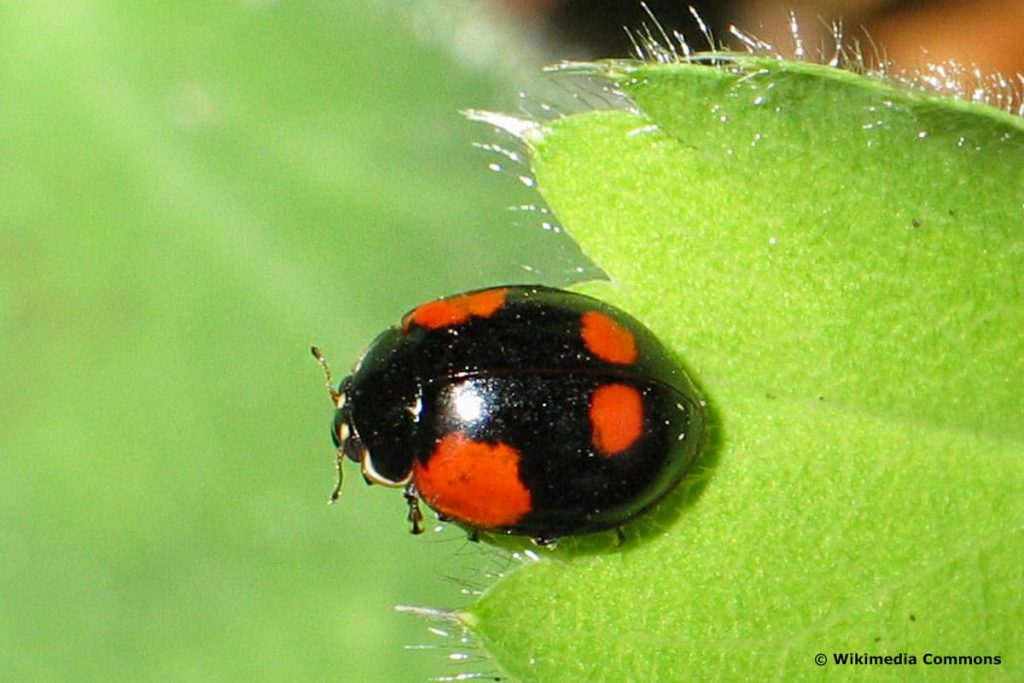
[312,285,705,543]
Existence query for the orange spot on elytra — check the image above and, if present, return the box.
[581,311,637,364]
[402,288,509,332]
[413,433,531,529]
[590,383,643,456]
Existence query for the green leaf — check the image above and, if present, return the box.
[466,59,1024,681]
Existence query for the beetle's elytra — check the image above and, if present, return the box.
[313,285,705,543]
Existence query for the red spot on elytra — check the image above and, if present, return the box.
[402,288,508,332]
[413,433,532,529]
[590,383,643,456]
[581,311,637,364]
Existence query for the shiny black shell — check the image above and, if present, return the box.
[329,285,705,538]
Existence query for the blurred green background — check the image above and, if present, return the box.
[0,2,589,680]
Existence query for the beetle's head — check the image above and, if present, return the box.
[328,375,362,461]
[312,344,427,534]
[311,347,367,503]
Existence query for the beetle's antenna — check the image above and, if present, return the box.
[312,346,346,503]
[310,346,342,406]
[329,450,344,504]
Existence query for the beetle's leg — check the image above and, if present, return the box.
[404,482,425,534]
[614,527,627,546]
[466,529,480,543]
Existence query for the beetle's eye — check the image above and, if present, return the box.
[342,430,366,463]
